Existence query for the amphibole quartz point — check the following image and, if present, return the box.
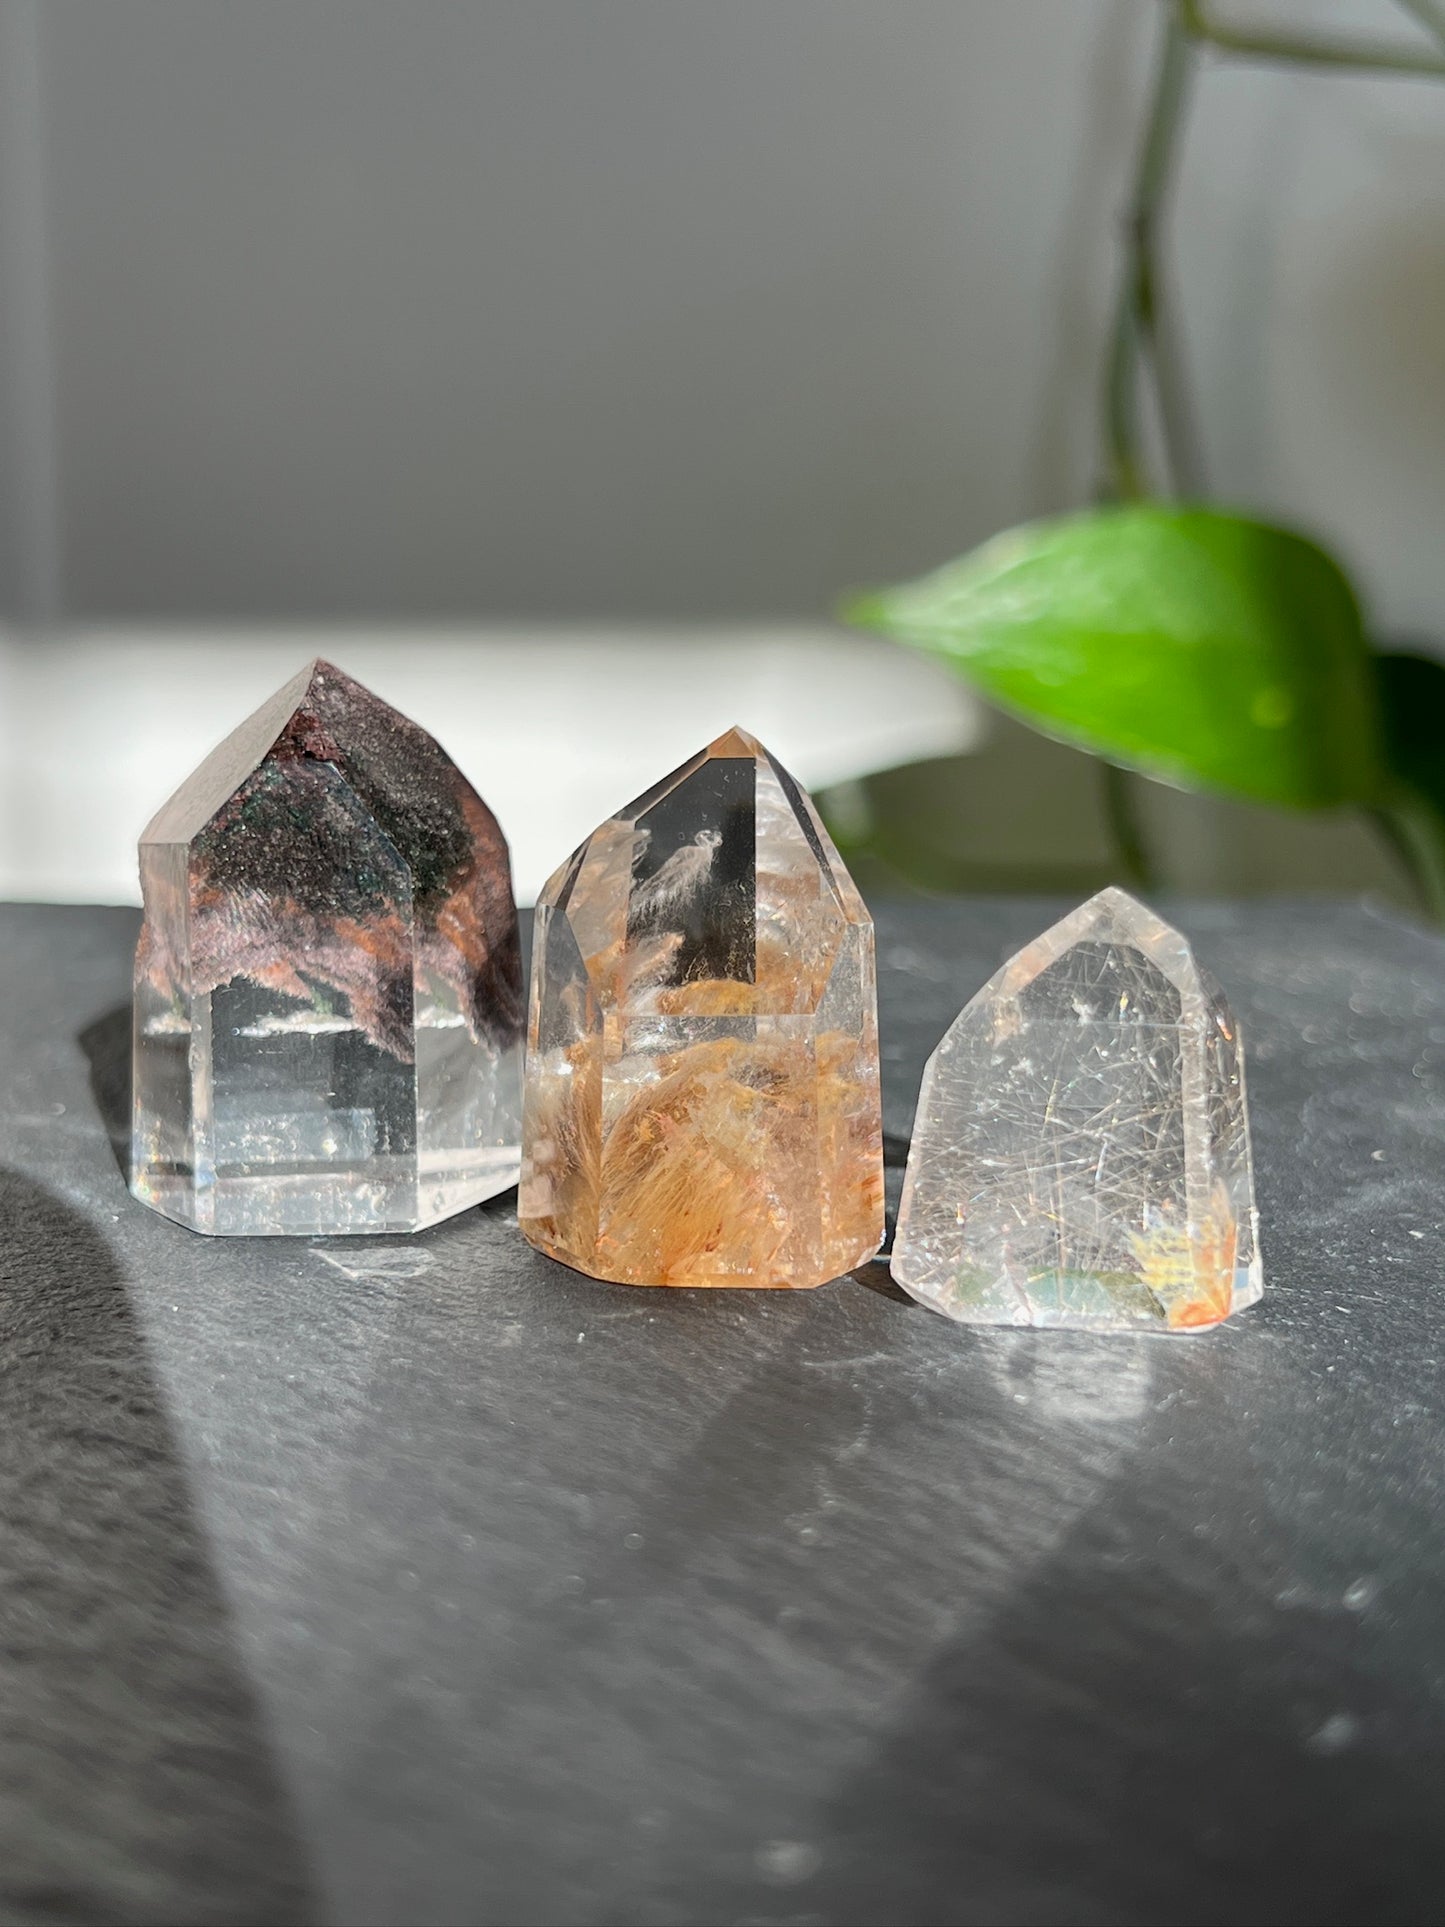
[519,726,884,1287]
[892,888,1262,1332]
[131,659,524,1235]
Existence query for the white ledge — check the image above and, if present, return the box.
[0,625,979,905]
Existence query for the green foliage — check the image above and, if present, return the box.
[838,5,1445,915]
[844,506,1382,811]
[1375,652,1445,920]
[1378,651,1445,820]
[843,507,1445,917]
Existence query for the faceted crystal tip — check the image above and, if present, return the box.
[519,726,884,1287]
[703,723,766,759]
[892,889,1262,1333]
[131,660,524,1236]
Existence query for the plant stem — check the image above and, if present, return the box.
[1372,796,1445,924]
[1396,0,1445,57]
[1181,0,1445,75]
[1112,0,1445,508]
[1098,12,1200,885]
[1105,6,1199,502]
[1101,760,1156,890]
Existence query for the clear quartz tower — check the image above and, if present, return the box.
[131,659,524,1235]
[892,888,1261,1331]
[519,726,884,1287]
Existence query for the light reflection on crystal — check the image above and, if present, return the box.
[892,888,1262,1332]
[519,726,884,1287]
[131,660,523,1235]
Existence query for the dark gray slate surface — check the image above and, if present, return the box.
[2,897,1444,1927]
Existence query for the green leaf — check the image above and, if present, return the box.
[843,506,1384,810]
[1377,651,1445,813]
[1374,650,1445,921]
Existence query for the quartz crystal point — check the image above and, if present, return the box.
[131,660,523,1235]
[892,888,1262,1332]
[519,727,884,1287]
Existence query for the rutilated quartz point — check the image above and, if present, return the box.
[892,888,1262,1332]
[131,659,524,1235]
[519,726,884,1287]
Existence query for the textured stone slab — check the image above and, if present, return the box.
[2,897,1443,1925]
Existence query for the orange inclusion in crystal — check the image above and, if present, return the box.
[1131,1188,1239,1331]
[524,1025,882,1287]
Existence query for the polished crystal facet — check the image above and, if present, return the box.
[519,726,884,1287]
[131,659,523,1235]
[892,888,1262,1331]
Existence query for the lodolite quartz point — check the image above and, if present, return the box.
[131,659,524,1235]
[892,888,1262,1332]
[519,726,884,1287]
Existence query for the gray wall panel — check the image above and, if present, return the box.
[29,0,1116,617]
[0,1,1438,629]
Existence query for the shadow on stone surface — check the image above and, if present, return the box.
[788,1561,1445,1926]
[848,1257,915,1304]
[0,1167,318,1925]
[769,1396,1445,1927]
[77,1003,131,1184]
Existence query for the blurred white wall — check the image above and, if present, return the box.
[0,0,1434,636]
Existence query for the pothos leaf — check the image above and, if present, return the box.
[844,506,1384,810]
